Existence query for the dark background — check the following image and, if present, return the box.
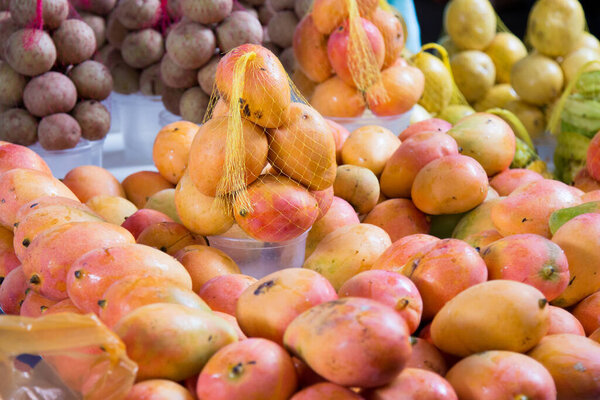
[415,0,600,44]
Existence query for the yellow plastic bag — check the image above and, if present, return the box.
[0,312,137,400]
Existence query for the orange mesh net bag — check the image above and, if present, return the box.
[176,44,337,243]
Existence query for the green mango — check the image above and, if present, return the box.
[549,201,600,235]
[429,213,465,239]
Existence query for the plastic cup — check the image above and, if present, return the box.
[112,93,165,163]
[207,231,309,279]
[330,109,413,136]
[29,139,104,179]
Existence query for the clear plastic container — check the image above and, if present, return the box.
[112,93,165,163]
[29,138,104,179]
[330,108,413,136]
[101,94,121,135]
[158,110,181,126]
[207,230,309,279]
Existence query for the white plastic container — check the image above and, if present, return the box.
[158,110,181,126]
[112,93,165,163]
[207,230,309,279]
[330,109,413,136]
[29,139,104,179]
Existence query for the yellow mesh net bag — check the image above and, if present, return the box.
[0,312,137,400]
[179,44,337,243]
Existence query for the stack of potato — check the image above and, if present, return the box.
[0,0,113,150]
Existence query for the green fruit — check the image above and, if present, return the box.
[555,130,591,161]
[575,70,600,98]
[429,213,466,239]
[549,201,600,235]
[511,137,540,169]
[561,108,600,137]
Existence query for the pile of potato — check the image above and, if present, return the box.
[0,0,112,150]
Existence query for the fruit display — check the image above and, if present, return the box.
[0,0,113,150]
[4,2,600,400]
[438,0,600,147]
[293,0,424,119]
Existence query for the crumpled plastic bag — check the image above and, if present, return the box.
[0,313,137,400]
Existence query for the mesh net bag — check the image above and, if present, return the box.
[177,44,337,243]
[292,0,419,118]
[409,42,469,116]
[547,61,600,183]
[0,312,137,400]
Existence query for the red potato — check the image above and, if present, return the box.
[0,168,78,229]
[400,239,488,320]
[363,368,457,400]
[234,175,319,242]
[492,179,582,238]
[121,209,174,239]
[196,338,297,400]
[125,380,194,400]
[0,142,51,175]
[587,131,600,181]
[291,383,363,400]
[0,265,26,314]
[13,204,102,261]
[115,0,160,29]
[173,245,240,292]
[22,221,135,300]
[325,119,351,164]
[62,165,124,203]
[406,337,448,376]
[293,15,332,83]
[180,0,232,24]
[528,334,600,400]
[115,303,237,381]
[98,275,209,329]
[136,222,206,256]
[490,168,544,196]
[371,234,439,273]
[19,290,57,317]
[338,270,423,333]
[327,18,385,87]
[399,118,452,141]
[368,65,425,117]
[236,268,337,344]
[121,171,174,209]
[363,199,430,242]
[481,234,570,301]
[572,291,600,335]
[67,243,193,314]
[445,351,556,400]
[411,154,489,215]
[284,297,412,388]
[4,29,56,77]
[380,132,459,199]
[153,121,198,185]
[548,305,585,336]
[198,274,257,316]
[52,19,97,65]
[305,196,360,259]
